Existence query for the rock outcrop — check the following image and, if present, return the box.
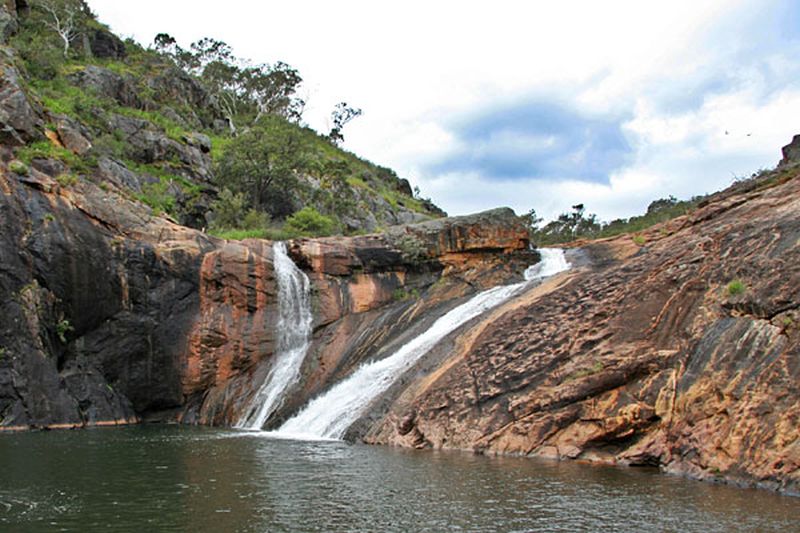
[0,45,42,145]
[180,208,534,426]
[363,167,800,494]
[0,157,531,429]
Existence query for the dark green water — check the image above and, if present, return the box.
[0,426,797,532]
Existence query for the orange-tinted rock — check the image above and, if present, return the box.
[183,240,278,396]
[364,169,800,494]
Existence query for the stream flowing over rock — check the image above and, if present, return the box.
[0,141,799,494]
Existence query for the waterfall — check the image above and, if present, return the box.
[275,248,571,440]
[236,242,313,430]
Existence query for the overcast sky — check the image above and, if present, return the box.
[88,0,800,221]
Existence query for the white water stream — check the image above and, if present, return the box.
[236,242,313,430]
[274,248,571,440]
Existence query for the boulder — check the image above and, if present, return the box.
[147,67,217,126]
[0,3,17,43]
[88,28,126,59]
[0,46,42,144]
[780,134,800,166]
[96,157,146,192]
[68,66,142,109]
[54,114,92,155]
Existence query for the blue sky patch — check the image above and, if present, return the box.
[428,99,633,183]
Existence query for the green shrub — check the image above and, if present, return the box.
[285,207,336,237]
[392,287,420,301]
[210,188,248,230]
[56,173,79,187]
[9,160,30,175]
[136,179,176,216]
[395,234,428,263]
[726,279,746,296]
[56,319,74,344]
[243,209,270,230]
[632,234,646,246]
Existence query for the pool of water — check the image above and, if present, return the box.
[0,426,797,532]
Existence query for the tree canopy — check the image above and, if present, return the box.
[153,34,304,133]
[214,115,308,218]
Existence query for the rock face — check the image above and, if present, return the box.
[0,164,215,428]
[0,46,42,145]
[180,208,534,426]
[363,169,800,494]
[780,134,800,166]
[0,159,531,429]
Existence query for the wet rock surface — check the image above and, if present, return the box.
[364,170,800,494]
[0,161,531,430]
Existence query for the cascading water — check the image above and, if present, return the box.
[275,248,571,440]
[236,242,313,431]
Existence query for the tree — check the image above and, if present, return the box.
[35,0,85,57]
[151,35,305,131]
[532,203,601,244]
[328,102,362,144]
[246,62,304,123]
[214,116,308,218]
[521,208,543,232]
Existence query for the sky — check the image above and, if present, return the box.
[87,0,800,221]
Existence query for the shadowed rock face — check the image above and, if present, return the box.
[363,169,800,494]
[0,158,531,429]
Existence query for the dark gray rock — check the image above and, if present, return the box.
[55,114,92,154]
[88,28,126,59]
[397,178,413,197]
[780,134,800,166]
[147,67,217,126]
[30,157,66,177]
[183,132,212,154]
[68,65,142,109]
[0,46,42,145]
[106,114,212,180]
[0,4,17,43]
[97,157,145,192]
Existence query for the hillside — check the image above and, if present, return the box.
[0,0,443,236]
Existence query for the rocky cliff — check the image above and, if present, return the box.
[0,151,532,429]
[361,164,800,494]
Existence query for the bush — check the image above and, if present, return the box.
[56,319,74,344]
[210,188,247,230]
[9,160,30,175]
[726,279,746,296]
[285,206,336,237]
[242,209,270,230]
[135,179,176,216]
[56,173,79,187]
[395,234,428,263]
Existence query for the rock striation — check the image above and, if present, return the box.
[0,156,531,429]
[363,167,800,494]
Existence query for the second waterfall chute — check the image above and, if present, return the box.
[275,248,571,440]
[236,242,313,431]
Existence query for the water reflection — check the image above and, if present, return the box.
[0,426,797,532]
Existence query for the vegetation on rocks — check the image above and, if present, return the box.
[525,195,703,246]
[6,0,443,236]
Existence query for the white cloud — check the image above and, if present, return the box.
[87,0,800,222]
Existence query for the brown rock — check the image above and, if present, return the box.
[364,167,800,494]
